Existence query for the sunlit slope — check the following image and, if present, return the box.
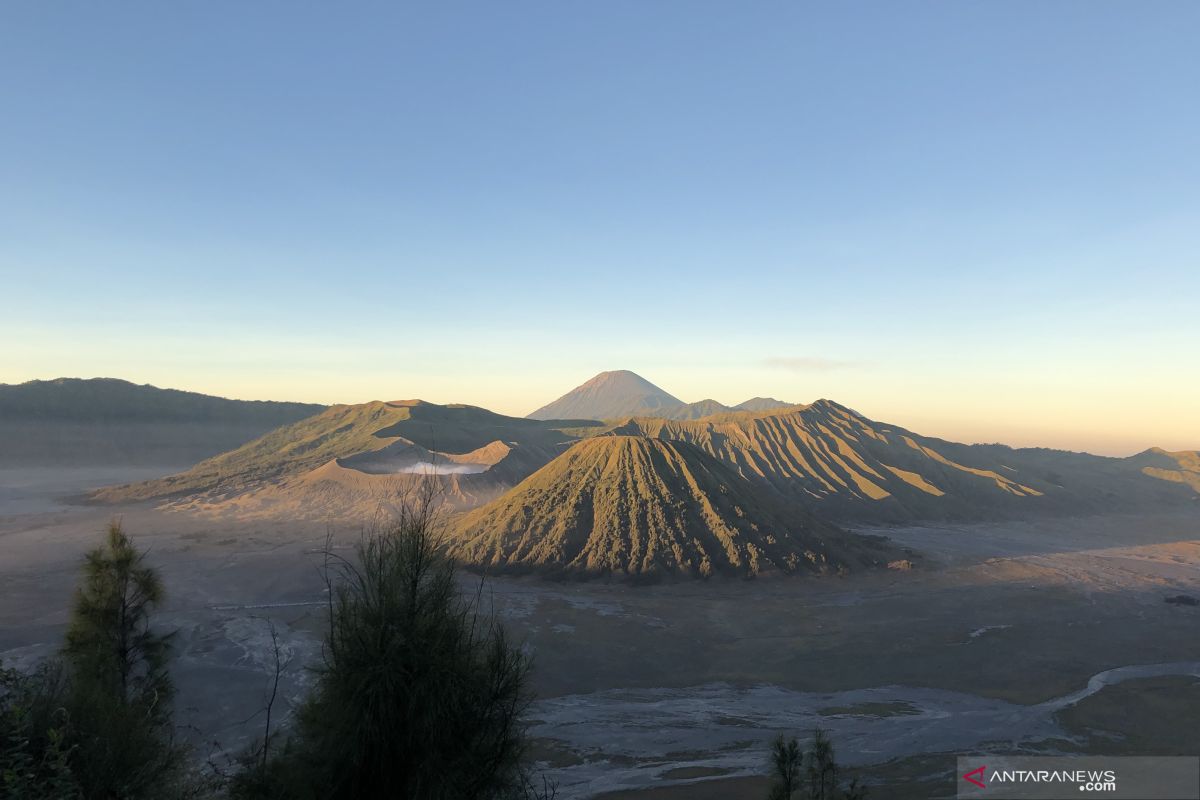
[527,370,683,420]
[170,454,512,522]
[95,400,597,503]
[526,370,795,422]
[1128,448,1200,493]
[448,435,895,577]
[608,401,1198,521]
[661,399,732,420]
[94,393,1197,525]
[733,397,793,412]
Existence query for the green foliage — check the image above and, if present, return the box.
[0,659,80,799]
[2,521,194,799]
[65,521,174,709]
[238,488,544,799]
[60,520,186,799]
[63,681,186,799]
[226,742,296,800]
[0,377,322,423]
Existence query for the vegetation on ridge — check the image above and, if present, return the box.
[0,379,325,467]
[93,400,598,504]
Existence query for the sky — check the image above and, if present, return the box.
[1,2,1197,456]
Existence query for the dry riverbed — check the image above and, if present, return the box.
[1,468,1198,797]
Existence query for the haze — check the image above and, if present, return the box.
[2,3,1198,456]
[4,6,1200,798]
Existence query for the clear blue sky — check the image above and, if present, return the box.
[2,2,1197,454]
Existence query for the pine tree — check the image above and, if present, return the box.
[242,487,541,799]
[61,520,182,799]
[64,521,173,708]
[765,728,867,800]
[807,727,837,800]
[768,734,802,799]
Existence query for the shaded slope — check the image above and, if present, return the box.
[0,378,324,466]
[92,389,1198,528]
[527,370,683,421]
[1127,448,1200,493]
[94,400,599,504]
[660,399,732,420]
[448,435,895,578]
[184,437,567,522]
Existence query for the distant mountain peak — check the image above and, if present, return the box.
[528,371,806,421]
[577,370,671,393]
[592,369,643,379]
[733,397,793,412]
[527,370,683,421]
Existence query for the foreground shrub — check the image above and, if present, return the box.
[0,659,79,799]
[3,521,188,799]
[236,490,545,799]
[768,728,867,800]
[62,521,185,799]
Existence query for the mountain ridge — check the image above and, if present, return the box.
[0,377,323,422]
[448,434,897,578]
[526,370,795,422]
[0,378,325,466]
[88,378,1199,555]
[93,399,600,504]
[605,399,1199,521]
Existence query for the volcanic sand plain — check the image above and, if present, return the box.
[1,467,1198,798]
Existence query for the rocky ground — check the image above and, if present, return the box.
[1,467,1197,798]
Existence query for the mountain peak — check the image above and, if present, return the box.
[733,397,793,412]
[527,370,683,421]
[449,434,880,577]
[577,370,667,391]
[591,369,641,379]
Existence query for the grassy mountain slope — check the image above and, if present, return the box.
[0,378,324,465]
[1127,448,1200,493]
[659,399,732,420]
[733,397,793,412]
[93,400,599,503]
[448,435,896,578]
[92,389,1197,529]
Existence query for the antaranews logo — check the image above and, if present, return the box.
[963,765,987,789]
[955,756,1199,799]
[961,764,1117,792]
